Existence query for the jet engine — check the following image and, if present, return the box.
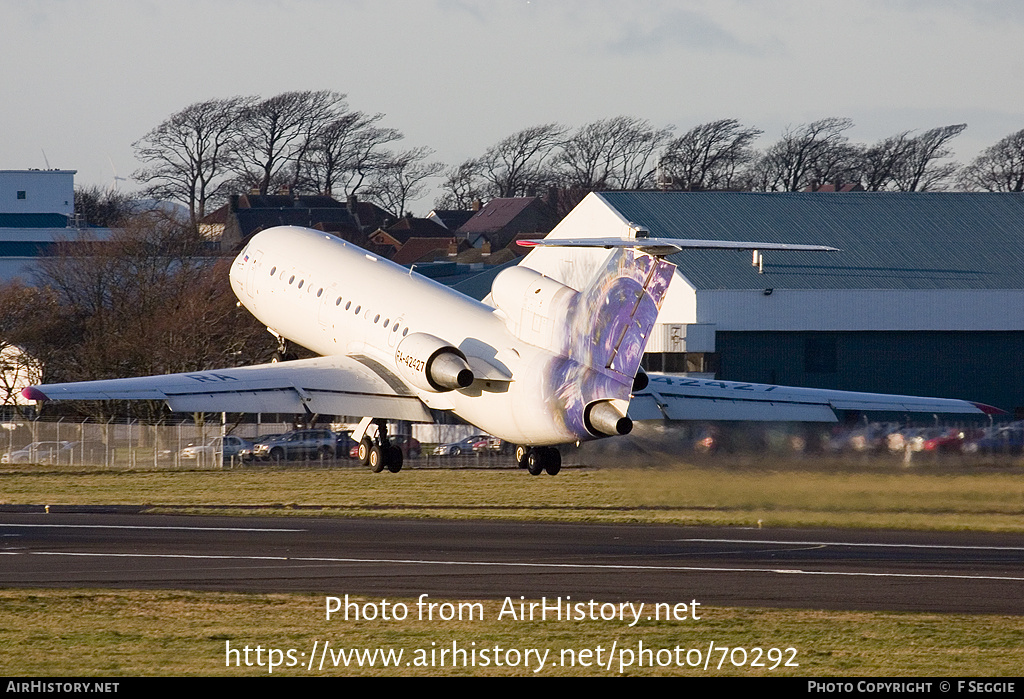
[584,399,633,437]
[395,332,474,393]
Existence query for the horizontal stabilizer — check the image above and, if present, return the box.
[518,237,839,256]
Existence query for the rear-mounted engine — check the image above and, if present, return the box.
[395,332,475,392]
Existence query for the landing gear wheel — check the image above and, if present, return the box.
[526,449,545,476]
[357,438,373,465]
[369,445,385,473]
[386,446,403,473]
[515,445,529,469]
[544,449,561,476]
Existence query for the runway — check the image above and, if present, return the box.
[1,508,1023,614]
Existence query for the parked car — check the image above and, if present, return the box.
[922,428,983,453]
[237,434,282,462]
[335,430,358,458]
[37,440,108,465]
[179,436,254,462]
[1,441,70,464]
[254,429,337,462]
[434,435,489,456]
[963,423,1024,454]
[472,436,508,455]
[351,435,421,459]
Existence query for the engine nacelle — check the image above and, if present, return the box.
[584,399,633,437]
[490,265,579,349]
[395,332,474,393]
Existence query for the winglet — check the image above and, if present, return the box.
[972,402,1007,415]
[21,386,49,402]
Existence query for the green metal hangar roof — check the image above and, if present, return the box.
[564,191,1024,333]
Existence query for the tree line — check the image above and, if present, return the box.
[132,90,442,227]
[131,91,1024,229]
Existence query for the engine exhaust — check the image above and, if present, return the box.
[585,400,633,437]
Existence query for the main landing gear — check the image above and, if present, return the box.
[357,418,403,473]
[515,445,561,476]
[270,333,298,363]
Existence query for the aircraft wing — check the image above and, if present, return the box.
[629,374,997,422]
[22,356,433,421]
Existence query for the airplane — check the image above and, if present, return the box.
[22,224,995,476]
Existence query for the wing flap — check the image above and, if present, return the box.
[25,356,433,422]
[630,374,986,423]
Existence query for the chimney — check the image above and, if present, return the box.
[471,198,482,212]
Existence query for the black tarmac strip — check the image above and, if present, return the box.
[1,507,1023,614]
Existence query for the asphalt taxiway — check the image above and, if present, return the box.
[1,509,1022,614]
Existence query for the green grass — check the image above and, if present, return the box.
[4,462,1024,531]
[2,590,1023,676]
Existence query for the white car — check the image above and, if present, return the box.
[1,441,70,464]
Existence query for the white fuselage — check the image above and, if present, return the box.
[228,226,588,445]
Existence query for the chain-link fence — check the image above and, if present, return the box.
[0,418,529,470]
[1,416,1020,471]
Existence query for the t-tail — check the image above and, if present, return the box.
[507,232,838,438]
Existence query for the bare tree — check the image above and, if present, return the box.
[748,118,859,191]
[889,124,966,191]
[858,132,913,191]
[73,185,139,227]
[133,97,246,226]
[556,116,673,190]
[302,111,403,198]
[229,91,348,195]
[434,160,487,210]
[659,119,761,190]
[960,128,1024,192]
[363,147,444,217]
[476,124,568,198]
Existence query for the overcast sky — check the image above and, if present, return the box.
[2,0,1022,212]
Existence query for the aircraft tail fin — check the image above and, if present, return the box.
[562,246,675,382]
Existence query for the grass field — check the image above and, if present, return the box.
[2,459,1024,676]
[2,590,1024,676]
[3,459,1024,531]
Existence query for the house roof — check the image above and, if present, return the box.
[390,237,455,265]
[234,207,358,241]
[427,209,475,230]
[597,191,1024,291]
[384,216,451,243]
[457,198,542,234]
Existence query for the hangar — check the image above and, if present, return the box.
[525,191,1024,415]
